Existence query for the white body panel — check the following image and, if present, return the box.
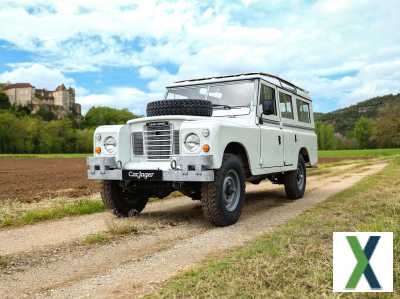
[89,73,318,181]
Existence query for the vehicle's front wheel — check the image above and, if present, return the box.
[284,154,306,199]
[101,181,149,217]
[201,154,245,226]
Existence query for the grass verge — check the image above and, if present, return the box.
[146,158,399,298]
[0,198,105,228]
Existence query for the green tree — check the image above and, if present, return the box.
[352,117,375,148]
[0,111,26,153]
[84,107,137,128]
[76,128,95,153]
[0,91,10,109]
[374,104,400,148]
[316,122,336,150]
[36,106,57,121]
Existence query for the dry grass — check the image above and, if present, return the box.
[106,219,140,236]
[82,219,142,245]
[83,233,110,245]
[0,197,104,228]
[146,157,400,299]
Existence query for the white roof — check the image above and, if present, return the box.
[166,72,310,100]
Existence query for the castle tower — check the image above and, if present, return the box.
[53,84,70,111]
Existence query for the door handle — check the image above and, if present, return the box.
[278,135,281,145]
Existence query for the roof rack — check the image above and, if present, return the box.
[174,72,308,95]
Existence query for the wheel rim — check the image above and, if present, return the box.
[222,169,241,212]
[296,162,305,190]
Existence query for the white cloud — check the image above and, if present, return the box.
[138,66,160,79]
[77,87,162,115]
[0,63,74,89]
[1,0,399,112]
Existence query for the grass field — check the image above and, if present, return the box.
[146,158,399,298]
[1,148,398,159]
[319,148,400,158]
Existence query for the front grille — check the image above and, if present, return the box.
[132,132,144,155]
[132,122,180,160]
[173,130,180,154]
[144,122,173,160]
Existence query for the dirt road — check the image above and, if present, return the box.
[0,162,386,298]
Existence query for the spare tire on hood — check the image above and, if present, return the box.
[146,99,212,117]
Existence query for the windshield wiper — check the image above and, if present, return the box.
[212,104,249,110]
[212,104,231,110]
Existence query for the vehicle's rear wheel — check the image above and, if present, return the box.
[101,181,149,217]
[284,154,306,199]
[201,154,245,226]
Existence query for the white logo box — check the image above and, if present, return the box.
[333,232,393,293]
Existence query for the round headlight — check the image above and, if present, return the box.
[104,136,117,154]
[184,133,200,152]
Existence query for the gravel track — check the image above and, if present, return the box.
[0,162,387,298]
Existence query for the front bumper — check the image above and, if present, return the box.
[87,156,214,182]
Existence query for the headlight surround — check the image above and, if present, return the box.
[184,133,200,152]
[104,136,117,154]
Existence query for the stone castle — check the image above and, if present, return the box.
[3,83,81,117]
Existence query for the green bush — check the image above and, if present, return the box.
[84,106,137,128]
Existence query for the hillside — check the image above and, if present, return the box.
[315,93,400,135]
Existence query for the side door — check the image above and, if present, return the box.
[278,90,297,167]
[259,81,284,168]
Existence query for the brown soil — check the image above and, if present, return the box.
[0,158,99,202]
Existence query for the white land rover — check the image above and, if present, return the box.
[88,73,318,226]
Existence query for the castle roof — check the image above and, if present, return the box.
[3,83,33,90]
[55,84,66,91]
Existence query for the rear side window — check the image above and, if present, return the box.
[260,84,276,115]
[279,92,293,119]
[296,99,311,123]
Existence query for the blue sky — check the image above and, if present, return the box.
[0,0,399,115]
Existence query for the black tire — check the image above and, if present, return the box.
[146,99,212,117]
[101,181,149,217]
[284,155,306,199]
[201,154,246,226]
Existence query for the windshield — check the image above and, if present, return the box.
[165,80,255,108]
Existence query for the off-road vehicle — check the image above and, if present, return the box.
[88,73,318,226]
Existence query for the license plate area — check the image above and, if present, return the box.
[122,170,162,181]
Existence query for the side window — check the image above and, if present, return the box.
[296,99,311,123]
[279,92,293,119]
[260,84,276,116]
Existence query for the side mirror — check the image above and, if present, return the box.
[262,100,275,115]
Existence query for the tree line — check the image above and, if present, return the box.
[316,102,400,150]
[0,91,138,153]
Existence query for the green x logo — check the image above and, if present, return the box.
[346,236,381,289]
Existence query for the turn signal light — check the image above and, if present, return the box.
[202,144,210,153]
[95,146,102,154]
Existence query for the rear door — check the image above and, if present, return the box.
[278,90,297,167]
[259,81,284,168]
